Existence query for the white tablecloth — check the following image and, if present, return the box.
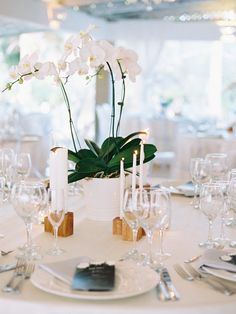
[0,179,236,313]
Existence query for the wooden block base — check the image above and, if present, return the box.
[122,219,144,241]
[112,217,145,241]
[44,212,74,237]
[112,217,122,235]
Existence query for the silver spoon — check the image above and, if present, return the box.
[184,254,202,264]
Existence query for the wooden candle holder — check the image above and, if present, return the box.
[112,217,123,235]
[121,219,144,241]
[112,217,145,241]
[44,212,74,237]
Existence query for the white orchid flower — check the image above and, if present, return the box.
[34,62,58,80]
[17,52,39,78]
[98,40,117,65]
[79,24,96,45]
[68,58,89,76]
[9,65,19,80]
[58,58,67,72]
[80,41,106,68]
[117,47,141,82]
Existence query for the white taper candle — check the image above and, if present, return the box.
[120,158,125,218]
[139,141,144,191]
[132,150,137,199]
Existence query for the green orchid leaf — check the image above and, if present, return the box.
[84,139,101,156]
[68,171,83,183]
[76,158,107,174]
[120,138,141,152]
[100,137,123,159]
[119,131,147,148]
[107,143,157,170]
[68,150,80,163]
[77,149,97,160]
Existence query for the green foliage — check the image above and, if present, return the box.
[68,131,157,183]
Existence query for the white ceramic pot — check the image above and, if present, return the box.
[82,177,121,221]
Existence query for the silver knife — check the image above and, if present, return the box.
[161,268,180,301]
[0,264,16,273]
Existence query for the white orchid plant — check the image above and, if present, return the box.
[3,25,157,182]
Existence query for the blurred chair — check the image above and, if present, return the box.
[19,112,52,177]
[149,117,178,177]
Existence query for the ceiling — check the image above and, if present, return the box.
[55,0,236,23]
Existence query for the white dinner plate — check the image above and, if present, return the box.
[202,266,236,282]
[31,261,159,300]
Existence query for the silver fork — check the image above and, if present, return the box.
[2,260,26,293]
[185,264,233,296]
[1,250,14,256]
[173,264,194,281]
[13,263,35,293]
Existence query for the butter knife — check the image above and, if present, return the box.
[0,264,16,273]
[161,268,180,301]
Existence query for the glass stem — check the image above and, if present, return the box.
[25,222,32,248]
[193,183,199,208]
[53,226,59,250]
[220,217,225,240]
[147,231,153,264]
[208,219,213,243]
[159,229,164,255]
[132,228,138,252]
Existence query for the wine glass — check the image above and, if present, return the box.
[11,182,43,260]
[213,180,230,248]
[205,153,228,181]
[15,153,31,181]
[46,189,65,256]
[155,190,171,262]
[0,149,15,195]
[0,176,8,238]
[189,158,211,209]
[199,182,224,249]
[33,183,48,224]
[226,178,236,247]
[134,188,170,269]
[121,188,141,262]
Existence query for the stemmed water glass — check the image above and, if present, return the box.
[121,188,141,262]
[134,188,170,269]
[11,182,44,260]
[189,158,211,209]
[0,176,8,238]
[199,182,224,249]
[15,153,31,181]
[226,178,236,247]
[0,148,15,195]
[46,189,65,256]
[155,191,171,262]
[205,153,228,181]
[213,180,230,248]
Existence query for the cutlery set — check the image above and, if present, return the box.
[156,268,180,301]
[174,263,234,296]
[2,259,35,294]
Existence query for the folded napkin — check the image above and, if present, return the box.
[39,256,92,285]
[72,262,115,291]
[175,181,194,197]
[199,249,236,273]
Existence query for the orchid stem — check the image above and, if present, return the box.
[60,81,81,152]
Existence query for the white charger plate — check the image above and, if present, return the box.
[31,261,159,300]
[202,266,236,282]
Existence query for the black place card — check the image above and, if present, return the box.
[71,262,115,291]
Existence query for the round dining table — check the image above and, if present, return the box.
[0,178,236,314]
